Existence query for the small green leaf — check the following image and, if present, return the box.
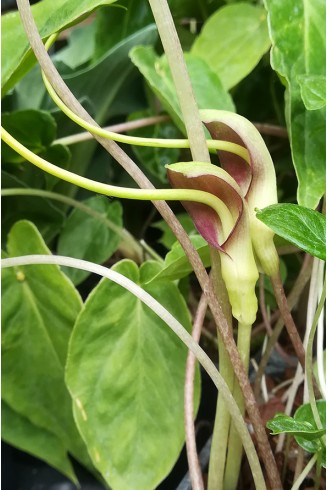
[267,413,326,440]
[57,196,123,285]
[191,3,271,89]
[2,220,90,469]
[2,401,78,484]
[66,259,200,490]
[256,204,326,260]
[294,400,326,457]
[151,235,210,283]
[130,47,235,133]
[1,0,118,94]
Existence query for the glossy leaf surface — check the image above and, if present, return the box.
[256,204,326,261]
[66,259,200,490]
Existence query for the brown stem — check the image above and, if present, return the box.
[252,123,289,138]
[271,272,306,368]
[184,294,207,490]
[259,274,288,360]
[16,3,282,487]
[254,255,313,398]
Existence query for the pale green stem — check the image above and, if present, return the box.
[224,322,252,490]
[208,249,234,490]
[2,254,266,490]
[305,275,326,432]
[147,0,210,162]
[1,128,235,239]
[41,41,249,163]
[1,188,144,263]
[290,454,317,490]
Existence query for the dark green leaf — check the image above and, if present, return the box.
[191,3,271,89]
[130,47,235,133]
[2,220,90,469]
[128,109,181,183]
[1,0,118,94]
[2,110,57,163]
[2,401,78,483]
[152,213,196,249]
[57,196,123,285]
[267,413,326,440]
[264,0,325,208]
[66,259,200,489]
[256,204,326,260]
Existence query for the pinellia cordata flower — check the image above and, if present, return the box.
[167,161,259,325]
[200,110,279,277]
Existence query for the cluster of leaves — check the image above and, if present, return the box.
[1,0,326,488]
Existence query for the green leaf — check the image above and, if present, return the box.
[191,3,271,90]
[297,74,326,110]
[54,22,97,70]
[267,413,326,440]
[2,220,90,469]
[2,401,78,484]
[57,196,123,285]
[151,235,210,283]
[264,0,326,208]
[1,172,65,245]
[152,213,196,249]
[130,47,235,133]
[256,204,326,261]
[1,0,118,94]
[93,0,154,60]
[127,109,181,183]
[2,110,57,163]
[295,400,326,458]
[66,259,200,490]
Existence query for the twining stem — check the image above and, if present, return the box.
[148,0,210,162]
[207,249,234,490]
[271,271,306,369]
[1,188,144,262]
[184,294,207,490]
[2,254,266,490]
[290,454,317,490]
[1,128,234,239]
[224,322,252,490]
[15,3,283,486]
